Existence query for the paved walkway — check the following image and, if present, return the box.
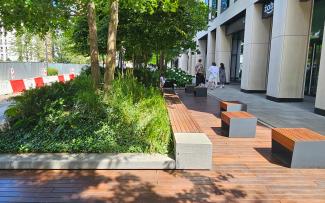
[0,99,11,126]
[208,85,325,135]
[1,91,325,202]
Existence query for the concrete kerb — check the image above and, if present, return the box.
[0,153,176,170]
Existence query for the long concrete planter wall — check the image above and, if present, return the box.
[0,153,176,170]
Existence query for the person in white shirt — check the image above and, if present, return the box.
[160,74,166,89]
[207,62,219,89]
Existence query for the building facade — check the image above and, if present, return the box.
[0,25,18,61]
[178,0,325,116]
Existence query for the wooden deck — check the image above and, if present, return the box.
[164,91,201,133]
[1,90,325,202]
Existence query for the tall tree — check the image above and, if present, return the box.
[103,0,179,90]
[87,1,101,87]
[104,0,119,90]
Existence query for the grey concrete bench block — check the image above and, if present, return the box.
[291,141,325,168]
[194,87,207,97]
[273,140,325,168]
[185,84,195,93]
[174,133,212,169]
[222,117,257,138]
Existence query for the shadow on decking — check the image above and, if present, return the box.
[254,148,290,168]
[212,127,229,137]
[176,91,220,118]
[0,169,270,202]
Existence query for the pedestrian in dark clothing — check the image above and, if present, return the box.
[219,63,226,88]
[195,59,205,86]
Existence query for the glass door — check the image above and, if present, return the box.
[230,31,244,82]
[305,41,321,96]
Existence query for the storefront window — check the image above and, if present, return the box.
[211,0,218,18]
[305,0,325,96]
[221,0,229,13]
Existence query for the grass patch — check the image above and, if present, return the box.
[0,74,172,154]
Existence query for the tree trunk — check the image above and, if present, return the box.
[159,51,165,70]
[104,0,119,91]
[87,1,100,88]
[156,51,159,67]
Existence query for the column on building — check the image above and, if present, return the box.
[187,50,192,74]
[315,23,325,116]
[241,3,272,93]
[215,26,232,82]
[191,52,197,76]
[266,0,313,102]
[206,30,216,71]
[178,53,188,71]
[197,38,207,68]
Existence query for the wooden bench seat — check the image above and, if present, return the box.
[219,101,247,114]
[272,128,325,168]
[221,111,255,125]
[221,111,257,138]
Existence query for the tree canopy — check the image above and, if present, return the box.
[68,0,208,67]
[0,0,208,88]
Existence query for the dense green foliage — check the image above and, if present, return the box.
[133,68,160,87]
[47,67,59,76]
[0,75,171,154]
[68,0,208,66]
[165,68,193,87]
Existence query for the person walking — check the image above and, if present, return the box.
[195,59,205,86]
[207,62,219,89]
[219,63,226,88]
[159,74,166,89]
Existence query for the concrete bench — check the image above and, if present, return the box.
[272,128,325,168]
[185,84,196,94]
[164,90,212,169]
[221,111,257,138]
[219,101,247,114]
[194,87,207,97]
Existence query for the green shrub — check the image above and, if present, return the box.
[133,67,160,87]
[0,75,172,154]
[47,67,59,76]
[165,68,193,87]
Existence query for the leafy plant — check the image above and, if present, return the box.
[133,67,160,87]
[0,75,172,154]
[165,68,193,87]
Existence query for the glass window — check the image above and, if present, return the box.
[211,0,218,18]
[221,0,229,13]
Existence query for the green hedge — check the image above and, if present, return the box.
[165,68,193,87]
